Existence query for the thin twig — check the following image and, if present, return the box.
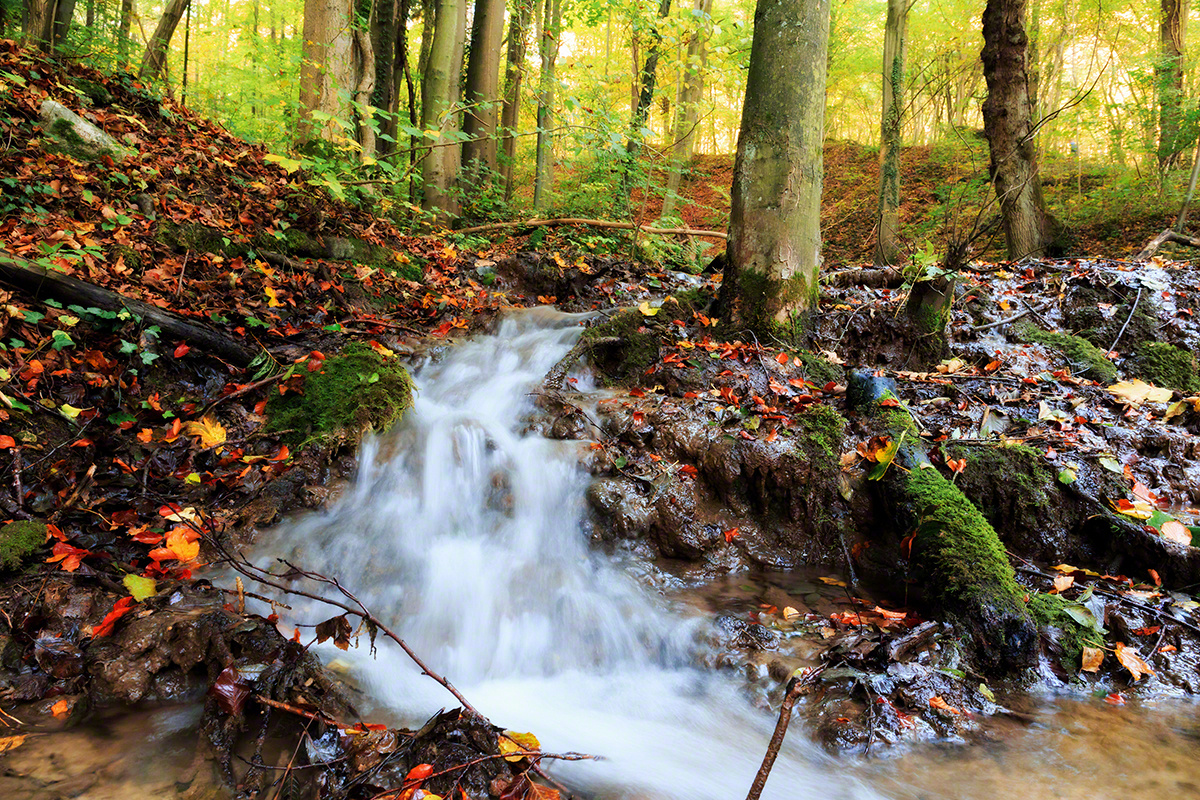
[1108,285,1142,354]
[969,301,1051,332]
[745,666,826,800]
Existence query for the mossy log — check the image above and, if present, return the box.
[0,250,259,367]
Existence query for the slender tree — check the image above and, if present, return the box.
[421,0,463,221]
[140,0,191,80]
[722,0,830,331]
[22,0,57,50]
[499,0,535,198]
[1157,0,1188,171]
[296,0,355,146]
[461,0,506,178]
[532,0,562,210]
[980,0,1054,259]
[874,0,908,266]
[620,0,672,203]
[661,0,713,219]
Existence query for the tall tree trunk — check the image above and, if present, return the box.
[1157,0,1188,171]
[874,0,908,266]
[139,0,190,80]
[352,25,377,157]
[500,0,534,199]
[722,0,830,332]
[421,0,463,222]
[621,0,672,203]
[23,0,55,50]
[52,0,76,47]
[381,0,412,158]
[371,0,396,116]
[118,0,133,62]
[532,0,562,211]
[661,0,712,219]
[460,0,506,179]
[981,0,1053,260]
[296,0,355,149]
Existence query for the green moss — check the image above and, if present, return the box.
[582,309,662,387]
[1016,322,1117,383]
[794,403,846,460]
[905,466,1027,620]
[733,267,818,339]
[1027,592,1103,670]
[266,343,413,442]
[880,407,918,437]
[1134,342,1200,394]
[798,351,844,386]
[0,520,47,572]
[157,221,242,256]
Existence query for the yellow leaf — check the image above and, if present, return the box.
[499,730,540,761]
[265,285,284,308]
[0,735,27,754]
[1107,380,1172,405]
[818,576,847,587]
[638,301,659,317]
[123,573,157,601]
[165,528,200,562]
[1114,642,1154,681]
[1081,646,1103,673]
[183,415,226,448]
[1053,574,1074,593]
[59,403,83,419]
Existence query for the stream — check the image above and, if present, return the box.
[247,308,1199,800]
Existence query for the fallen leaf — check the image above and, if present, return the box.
[183,415,226,448]
[50,699,69,718]
[928,695,961,714]
[818,576,847,587]
[0,735,27,754]
[723,527,739,543]
[1114,642,1154,681]
[1107,380,1172,405]
[1053,574,1075,593]
[637,301,659,317]
[123,573,157,601]
[0,435,15,449]
[92,597,136,637]
[1081,646,1103,672]
[1160,519,1191,545]
[499,730,540,762]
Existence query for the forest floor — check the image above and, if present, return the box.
[1,41,1200,800]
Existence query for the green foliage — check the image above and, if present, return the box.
[1016,322,1118,383]
[1027,592,1105,670]
[1134,342,1200,393]
[266,343,413,442]
[0,520,47,572]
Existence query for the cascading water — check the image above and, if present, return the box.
[265,307,883,800]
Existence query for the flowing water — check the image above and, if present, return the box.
[254,308,1199,800]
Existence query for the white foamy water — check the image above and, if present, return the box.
[263,307,882,800]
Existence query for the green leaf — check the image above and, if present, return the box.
[119,339,138,354]
[264,153,305,173]
[50,330,74,350]
[1057,467,1077,485]
[107,410,137,425]
[613,456,628,469]
[1062,603,1107,634]
[19,310,45,325]
[1098,456,1123,474]
[123,574,157,601]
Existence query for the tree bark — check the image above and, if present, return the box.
[420,0,463,222]
[980,0,1053,260]
[500,0,534,199]
[874,0,908,266]
[52,0,76,48]
[118,0,133,62]
[1157,0,1189,171]
[296,0,355,148]
[23,0,56,50]
[352,25,377,157]
[661,0,712,219]
[0,252,259,367]
[722,0,830,331]
[620,0,672,203]
[139,0,190,80]
[460,0,506,178]
[532,0,562,211]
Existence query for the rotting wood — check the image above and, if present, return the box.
[0,250,260,367]
[455,217,728,239]
[1135,228,1200,260]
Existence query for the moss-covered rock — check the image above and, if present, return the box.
[798,351,845,387]
[904,465,1036,673]
[1027,592,1104,670]
[157,221,243,256]
[1134,342,1200,394]
[266,343,413,443]
[795,403,847,461]
[1016,322,1117,383]
[0,520,47,572]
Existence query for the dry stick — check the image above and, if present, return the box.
[969,301,1052,332]
[454,217,727,240]
[220,548,483,719]
[1108,285,1142,354]
[745,666,826,800]
[253,694,366,731]
[200,372,285,415]
[364,751,597,800]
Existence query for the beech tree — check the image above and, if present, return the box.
[140,0,192,80]
[874,0,908,266]
[421,0,464,221]
[723,0,830,331]
[661,0,713,220]
[500,0,535,198]
[1157,0,1188,170]
[461,0,506,178]
[981,0,1054,260]
[23,0,72,51]
[532,0,563,210]
[296,0,355,146]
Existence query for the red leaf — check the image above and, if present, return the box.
[174,343,190,358]
[723,527,739,543]
[0,435,15,449]
[92,597,135,637]
[209,666,250,714]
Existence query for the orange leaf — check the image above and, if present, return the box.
[928,695,961,714]
[1159,519,1191,545]
[1081,646,1103,673]
[47,542,90,572]
[775,352,789,365]
[1114,642,1154,681]
[723,527,739,543]
[50,699,70,718]
[174,342,190,358]
[1052,574,1074,593]
[0,435,15,449]
[92,596,136,637]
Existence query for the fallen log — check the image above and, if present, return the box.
[0,250,260,367]
[1135,228,1200,261]
[455,216,728,240]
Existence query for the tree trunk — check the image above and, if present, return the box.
[500,0,534,199]
[52,0,76,47]
[139,0,190,80]
[722,0,830,332]
[371,0,396,117]
[620,0,672,203]
[1157,0,1188,171]
[532,0,562,211]
[420,0,463,223]
[296,0,356,149]
[352,26,377,157]
[981,0,1053,260]
[874,0,908,266]
[118,0,133,62]
[460,0,506,179]
[23,0,55,50]
[661,0,712,219]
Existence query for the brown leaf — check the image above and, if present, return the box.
[1081,646,1103,673]
[1052,574,1074,593]
[315,615,353,650]
[0,735,27,754]
[182,415,226,448]
[1114,642,1154,681]
[1160,519,1191,545]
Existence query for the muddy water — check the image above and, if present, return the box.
[236,309,1199,798]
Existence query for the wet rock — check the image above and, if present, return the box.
[716,615,780,650]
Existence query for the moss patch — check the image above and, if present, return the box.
[1134,342,1200,393]
[798,351,845,386]
[1016,322,1117,383]
[1027,592,1103,670]
[266,343,413,442]
[905,466,1028,621]
[0,520,47,572]
[794,403,847,460]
